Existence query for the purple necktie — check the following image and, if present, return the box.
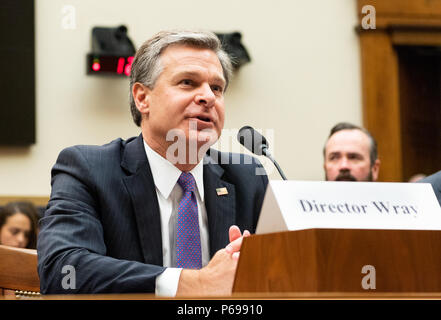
[176,172,202,269]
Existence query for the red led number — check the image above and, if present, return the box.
[117,57,125,74]
[124,56,134,76]
[89,56,134,76]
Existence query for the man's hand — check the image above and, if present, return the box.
[226,225,250,260]
[176,225,250,296]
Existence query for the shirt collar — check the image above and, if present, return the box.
[143,140,204,201]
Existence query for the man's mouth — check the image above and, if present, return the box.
[335,173,357,181]
[187,115,214,125]
[195,116,212,123]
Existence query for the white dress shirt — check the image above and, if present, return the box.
[143,141,210,297]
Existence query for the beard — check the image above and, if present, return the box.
[327,170,374,182]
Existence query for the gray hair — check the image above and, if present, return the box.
[129,30,233,126]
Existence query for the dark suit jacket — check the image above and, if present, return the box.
[37,134,268,294]
[420,170,441,207]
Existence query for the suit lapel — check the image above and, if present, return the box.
[203,159,236,257]
[121,135,163,265]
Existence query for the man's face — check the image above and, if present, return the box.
[138,45,226,157]
[324,129,379,181]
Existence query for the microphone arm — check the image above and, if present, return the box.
[261,146,288,181]
[237,126,288,181]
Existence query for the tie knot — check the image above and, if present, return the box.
[178,172,196,193]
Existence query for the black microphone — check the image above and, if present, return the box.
[237,126,287,180]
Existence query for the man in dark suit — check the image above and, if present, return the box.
[420,170,441,207]
[37,30,268,296]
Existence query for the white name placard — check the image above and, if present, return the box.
[256,180,441,234]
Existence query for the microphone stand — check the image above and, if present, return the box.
[262,146,287,181]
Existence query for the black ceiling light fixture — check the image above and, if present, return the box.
[86,25,136,77]
[215,32,251,70]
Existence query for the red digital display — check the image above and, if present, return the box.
[87,54,134,76]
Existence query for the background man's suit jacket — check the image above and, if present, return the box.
[420,170,441,207]
[37,134,268,294]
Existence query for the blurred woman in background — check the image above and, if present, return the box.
[0,201,39,249]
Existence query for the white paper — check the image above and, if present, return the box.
[256,180,441,234]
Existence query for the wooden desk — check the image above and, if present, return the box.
[3,291,441,300]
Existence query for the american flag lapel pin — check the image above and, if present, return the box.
[216,187,228,196]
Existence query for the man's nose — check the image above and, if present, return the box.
[338,157,350,170]
[195,83,215,108]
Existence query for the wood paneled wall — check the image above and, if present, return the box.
[357,0,441,181]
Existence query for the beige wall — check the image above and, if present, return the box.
[0,0,362,196]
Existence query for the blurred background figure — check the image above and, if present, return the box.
[0,201,39,249]
[419,170,441,207]
[408,173,427,183]
[323,122,380,182]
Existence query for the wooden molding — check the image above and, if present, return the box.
[0,196,49,207]
[358,0,441,18]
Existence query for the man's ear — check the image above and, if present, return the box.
[132,83,151,116]
[372,159,381,181]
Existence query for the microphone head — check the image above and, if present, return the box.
[237,126,268,156]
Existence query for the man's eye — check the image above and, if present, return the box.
[348,154,362,160]
[180,79,193,86]
[211,85,224,93]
